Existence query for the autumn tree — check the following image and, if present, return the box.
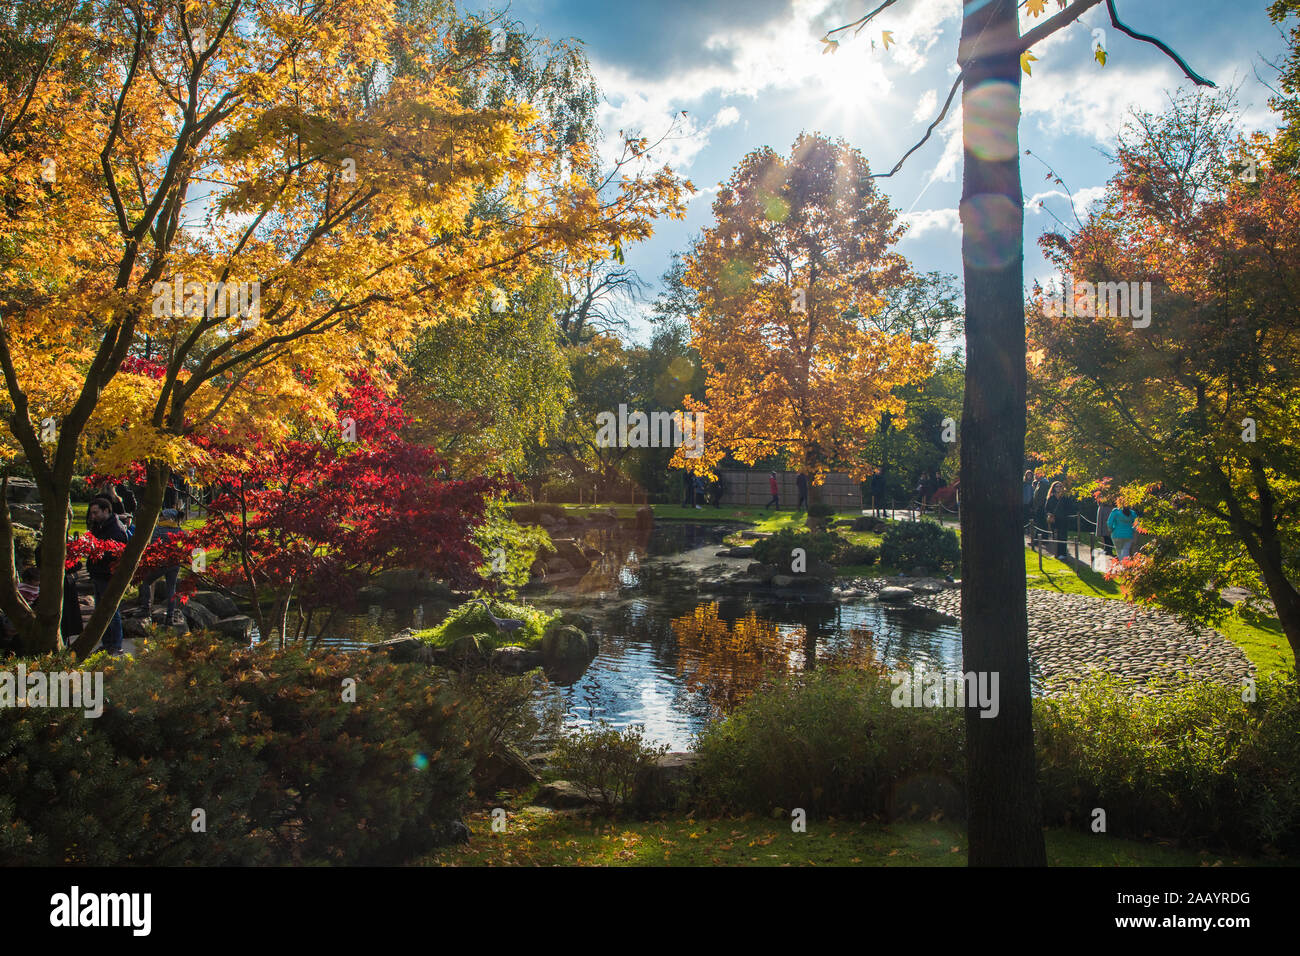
[1028,90,1300,664]
[826,0,1213,865]
[0,0,685,655]
[673,132,934,489]
[186,374,504,644]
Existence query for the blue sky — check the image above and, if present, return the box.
[495,0,1287,341]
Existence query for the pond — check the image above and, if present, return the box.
[252,519,997,751]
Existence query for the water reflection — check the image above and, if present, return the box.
[252,519,981,751]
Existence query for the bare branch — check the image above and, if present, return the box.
[872,70,962,179]
[1105,0,1215,88]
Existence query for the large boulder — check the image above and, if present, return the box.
[535,780,605,810]
[491,645,544,673]
[446,633,489,662]
[8,504,43,528]
[877,586,914,604]
[632,752,699,813]
[545,556,573,575]
[4,477,39,504]
[474,743,541,795]
[214,615,254,641]
[181,599,220,631]
[189,590,240,618]
[552,540,591,571]
[746,562,778,584]
[555,609,596,633]
[541,624,592,663]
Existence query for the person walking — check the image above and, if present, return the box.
[682,471,696,508]
[1107,501,1139,560]
[1045,481,1072,559]
[795,472,809,511]
[693,474,706,510]
[766,471,780,510]
[1022,470,1035,534]
[86,496,131,654]
[870,471,886,518]
[1032,475,1050,545]
[1096,497,1115,557]
[710,474,726,508]
[138,508,184,624]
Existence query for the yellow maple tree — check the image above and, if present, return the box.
[0,0,686,653]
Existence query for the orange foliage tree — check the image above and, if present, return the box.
[671,133,933,489]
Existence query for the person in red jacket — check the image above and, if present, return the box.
[766,471,780,509]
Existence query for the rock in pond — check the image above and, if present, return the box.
[214,615,254,640]
[492,645,544,672]
[541,624,593,663]
[189,590,240,618]
[877,586,914,604]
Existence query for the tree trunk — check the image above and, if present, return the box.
[958,0,1046,866]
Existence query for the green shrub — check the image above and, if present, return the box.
[0,637,475,865]
[1034,670,1300,853]
[806,502,835,518]
[419,598,557,650]
[551,721,669,816]
[752,528,838,566]
[833,543,878,567]
[880,520,960,572]
[693,668,965,818]
[474,499,554,595]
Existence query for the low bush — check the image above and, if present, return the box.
[880,520,960,572]
[752,528,838,566]
[806,502,836,518]
[1034,670,1300,853]
[419,598,557,649]
[551,721,669,816]
[0,638,475,865]
[691,664,1300,853]
[693,668,965,818]
[833,543,878,567]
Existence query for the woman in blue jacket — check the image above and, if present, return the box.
[1107,502,1139,559]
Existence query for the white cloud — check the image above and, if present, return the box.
[712,106,741,128]
[1026,184,1107,222]
[912,88,938,123]
[901,207,960,239]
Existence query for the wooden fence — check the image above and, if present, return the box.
[713,470,864,508]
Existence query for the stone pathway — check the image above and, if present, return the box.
[906,587,1254,695]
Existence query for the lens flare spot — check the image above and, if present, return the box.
[963,80,1020,162]
[411,753,429,771]
[960,193,1021,270]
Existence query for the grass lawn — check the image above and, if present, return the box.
[424,810,1281,867]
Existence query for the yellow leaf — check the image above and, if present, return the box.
[881,31,894,50]
[821,37,839,55]
[1094,47,1107,67]
[1020,51,1037,76]
[1026,0,1047,15]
